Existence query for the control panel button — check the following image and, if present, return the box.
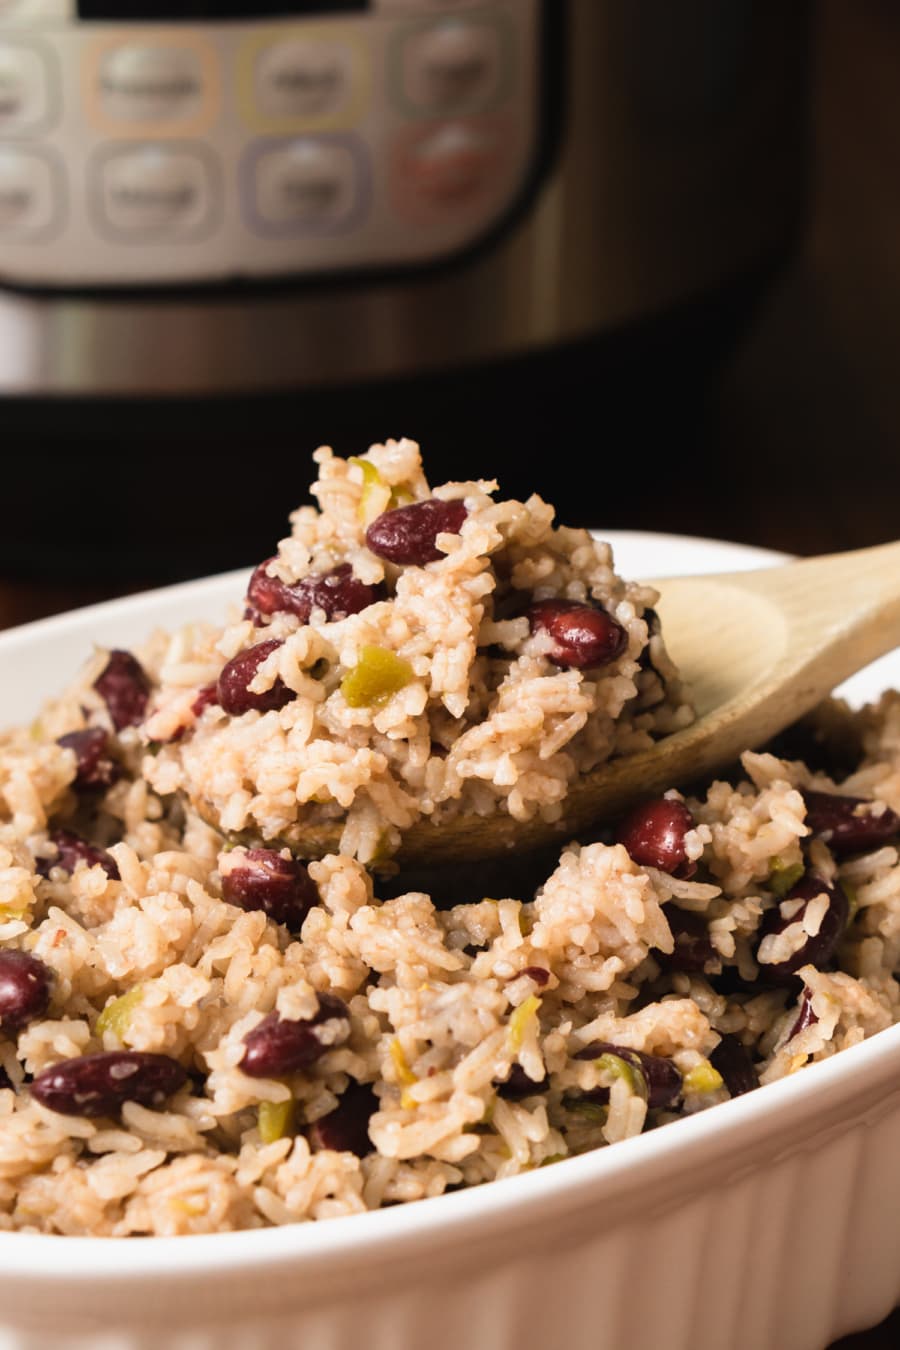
[397,18,506,114]
[0,146,59,237]
[98,45,204,125]
[85,35,218,136]
[395,120,501,209]
[256,38,353,121]
[0,41,53,133]
[245,135,367,236]
[95,145,216,238]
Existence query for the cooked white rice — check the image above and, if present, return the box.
[0,443,897,1237]
[142,440,693,862]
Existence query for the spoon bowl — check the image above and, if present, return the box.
[198,539,900,865]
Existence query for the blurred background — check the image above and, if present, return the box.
[0,2,898,1341]
[3,2,899,605]
[7,0,899,622]
[3,0,812,605]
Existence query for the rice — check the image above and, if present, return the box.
[141,440,693,863]
[0,441,897,1237]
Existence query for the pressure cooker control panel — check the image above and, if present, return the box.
[0,0,548,286]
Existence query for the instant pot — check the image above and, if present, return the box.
[0,0,810,579]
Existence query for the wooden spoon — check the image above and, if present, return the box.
[200,540,900,866]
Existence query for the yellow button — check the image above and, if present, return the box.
[237,25,368,134]
[256,38,352,121]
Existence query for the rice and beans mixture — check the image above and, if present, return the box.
[142,438,693,862]
[0,441,897,1237]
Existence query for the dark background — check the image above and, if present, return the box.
[4,0,900,599]
[1,3,899,1344]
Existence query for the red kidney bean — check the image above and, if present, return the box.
[307,1081,377,1157]
[709,1035,758,1098]
[93,650,150,731]
[519,966,550,987]
[366,498,467,565]
[496,1063,550,1100]
[247,559,381,625]
[221,849,319,932]
[0,951,52,1034]
[616,798,697,877]
[574,1041,682,1110]
[31,1051,187,1117]
[37,829,119,881]
[659,907,716,972]
[56,728,120,791]
[217,640,295,716]
[240,994,350,1079]
[757,871,849,983]
[787,987,819,1040]
[527,600,627,670]
[245,558,294,622]
[802,789,900,856]
[191,683,219,718]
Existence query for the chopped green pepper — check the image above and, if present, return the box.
[595,1052,648,1101]
[389,1039,417,1087]
[508,995,541,1052]
[258,1098,294,1144]
[769,855,805,897]
[341,646,413,709]
[350,456,415,527]
[683,1061,724,1095]
[96,986,145,1045]
[350,457,391,527]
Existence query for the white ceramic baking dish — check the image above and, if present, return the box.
[0,534,897,1350]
